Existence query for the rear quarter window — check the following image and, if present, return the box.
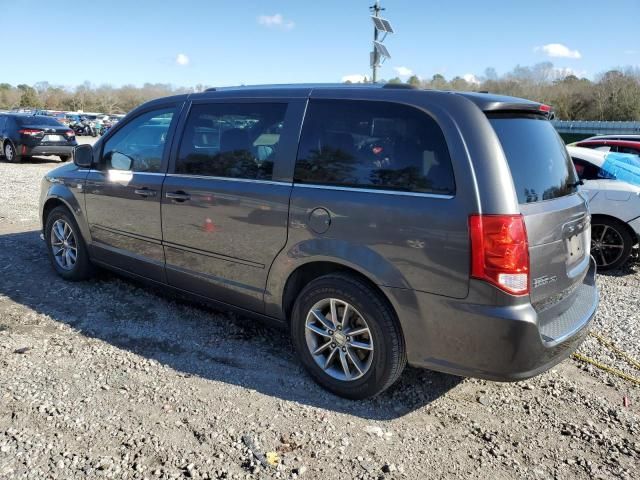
[295,100,455,195]
[489,116,578,203]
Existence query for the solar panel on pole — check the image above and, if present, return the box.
[373,41,391,59]
[371,16,385,31]
[380,18,394,33]
[371,15,394,33]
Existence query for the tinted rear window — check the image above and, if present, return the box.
[17,115,63,127]
[295,100,455,195]
[490,116,577,204]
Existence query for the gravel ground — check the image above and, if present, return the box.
[0,151,639,479]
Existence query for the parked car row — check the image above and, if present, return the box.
[30,109,125,128]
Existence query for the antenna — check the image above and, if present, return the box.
[369,1,394,83]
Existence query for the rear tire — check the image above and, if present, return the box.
[591,217,634,270]
[45,206,94,281]
[291,273,406,399]
[3,142,20,163]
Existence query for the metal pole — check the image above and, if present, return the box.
[372,2,379,83]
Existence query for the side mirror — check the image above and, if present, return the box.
[73,144,93,168]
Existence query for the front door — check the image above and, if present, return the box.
[161,100,300,312]
[84,105,179,281]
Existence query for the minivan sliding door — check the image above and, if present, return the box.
[161,99,304,312]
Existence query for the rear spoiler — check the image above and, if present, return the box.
[483,102,554,119]
[455,92,555,119]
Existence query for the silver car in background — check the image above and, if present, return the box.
[568,146,640,270]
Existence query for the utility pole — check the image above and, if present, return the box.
[369,1,394,83]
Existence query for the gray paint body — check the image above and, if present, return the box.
[39,85,598,380]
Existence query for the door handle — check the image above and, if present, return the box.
[165,191,191,202]
[134,188,157,197]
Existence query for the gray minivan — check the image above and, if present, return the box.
[39,84,598,399]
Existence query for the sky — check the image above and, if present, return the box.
[5,0,639,88]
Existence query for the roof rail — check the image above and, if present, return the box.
[382,83,417,89]
[205,87,217,92]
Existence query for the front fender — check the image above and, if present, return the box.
[264,237,412,319]
[41,177,91,244]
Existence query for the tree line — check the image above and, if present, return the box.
[2,62,640,120]
[0,81,197,114]
[364,62,640,121]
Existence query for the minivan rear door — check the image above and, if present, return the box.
[489,115,591,306]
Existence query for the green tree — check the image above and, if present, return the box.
[407,75,421,87]
[429,74,447,90]
[18,86,41,108]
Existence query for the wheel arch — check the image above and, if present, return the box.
[41,189,91,243]
[42,197,69,229]
[280,260,401,330]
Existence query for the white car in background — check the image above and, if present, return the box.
[567,146,640,270]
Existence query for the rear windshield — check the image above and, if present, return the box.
[17,115,63,127]
[489,116,578,204]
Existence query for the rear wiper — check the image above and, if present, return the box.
[569,180,584,188]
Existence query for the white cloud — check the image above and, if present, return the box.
[463,73,480,85]
[535,43,582,59]
[175,53,190,66]
[393,66,413,77]
[341,74,367,83]
[258,13,295,30]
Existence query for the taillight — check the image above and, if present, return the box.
[18,128,43,136]
[539,104,552,113]
[64,130,75,137]
[469,214,530,295]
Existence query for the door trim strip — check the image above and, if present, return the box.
[163,241,264,269]
[91,224,163,245]
[293,183,454,199]
[165,174,291,186]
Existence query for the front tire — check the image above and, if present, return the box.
[45,206,94,281]
[59,155,70,162]
[591,217,634,270]
[291,273,406,399]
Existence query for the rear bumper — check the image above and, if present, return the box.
[23,144,74,157]
[385,257,598,381]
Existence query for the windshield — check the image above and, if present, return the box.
[489,116,578,204]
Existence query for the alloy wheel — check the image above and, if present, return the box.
[304,298,374,381]
[50,219,78,270]
[591,224,625,268]
[4,143,14,162]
